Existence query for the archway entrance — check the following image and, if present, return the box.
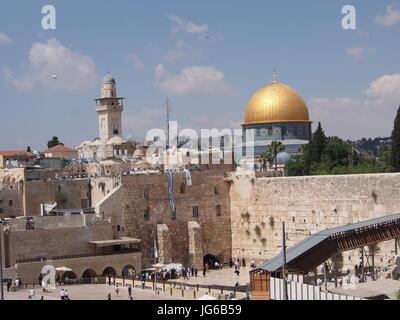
[203,254,221,270]
[122,265,136,277]
[102,267,117,285]
[82,269,97,283]
[61,271,77,284]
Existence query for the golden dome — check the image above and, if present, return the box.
[243,81,310,126]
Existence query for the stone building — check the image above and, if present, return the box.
[76,73,137,161]
[0,214,141,284]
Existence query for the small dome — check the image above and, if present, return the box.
[103,73,115,84]
[276,152,292,164]
[133,149,145,158]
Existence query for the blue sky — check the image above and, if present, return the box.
[1,0,400,150]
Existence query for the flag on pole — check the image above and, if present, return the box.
[154,239,158,259]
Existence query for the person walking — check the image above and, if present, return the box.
[128,284,133,300]
[107,293,112,300]
[65,289,69,300]
[28,289,35,300]
[6,279,11,292]
[195,267,198,277]
[191,266,195,277]
[203,266,207,277]
[115,284,120,296]
[60,288,65,301]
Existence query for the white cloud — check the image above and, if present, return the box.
[346,47,375,58]
[0,31,11,45]
[164,39,187,63]
[375,2,400,27]
[126,53,145,70]
[366,73,400,98]
[4,38,98,91]
[309,74,400,139]
[123,107,165,140]
[154,64,166,81]
[168,15,208,35]
[154,65,235,96]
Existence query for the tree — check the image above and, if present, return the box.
[267,141,285,172]
[391,106,400,171]
[47,136,64,149]
[304,123,327,175]
[258,151,273,171]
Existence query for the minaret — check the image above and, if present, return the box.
[95,73,124,141]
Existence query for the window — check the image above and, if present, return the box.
[144,207,150,221]
[9,200,13,207]
[144,187,150,200]
[180,183,186,194]
[113,129,119,135]
[192,206,199,218]
[292,217,295,223]
[214,186,219,195]
[216,205,222,216]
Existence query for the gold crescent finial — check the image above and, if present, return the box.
[272,68,278,83]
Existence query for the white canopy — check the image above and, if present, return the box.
[198,294,217,300]
[55,267,72,272]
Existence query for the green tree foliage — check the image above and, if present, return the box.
[391,106,400,171]
[287,123,391,176]
[47,136,64,149]
[267,141,285,172]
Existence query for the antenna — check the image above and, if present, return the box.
[166,99,171,150]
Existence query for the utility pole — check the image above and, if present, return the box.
[166,99,171,151]
[0,225,4,300]
[360,247,364,282]
[282,222,288,300]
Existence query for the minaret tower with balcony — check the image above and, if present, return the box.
[95,73,124,141]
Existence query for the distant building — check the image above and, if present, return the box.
[0,151,36,169]
[76,73,137,161]
[44,145,78,161]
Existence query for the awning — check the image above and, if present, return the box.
[89,237,141,248]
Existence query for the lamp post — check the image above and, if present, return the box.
[282,222,288,300]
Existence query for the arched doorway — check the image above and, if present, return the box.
[122,265,136,277]
[102,267,117,276]
[82,269,97,283]
[102,266,117,285]
[61,271,77,284]
[203,254,220,270]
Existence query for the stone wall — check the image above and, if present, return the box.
[24,179,91,215]
[6,223,113,266]
[229,172,400,269]
[121,171,232,268]
[15,252,141,284]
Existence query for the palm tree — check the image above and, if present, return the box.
[267,141,286,172]
[258,151,273,171]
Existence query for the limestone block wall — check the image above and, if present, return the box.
[15,252,141,284]
[121,171,232,268]
[24,179,90,215]
[6,224,113,266]
[229,172,400,268]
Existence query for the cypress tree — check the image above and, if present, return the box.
[391,106,400,171]
[304,122,327,174]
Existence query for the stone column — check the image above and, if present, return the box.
[157,224,172,264]
[188,221,203,268]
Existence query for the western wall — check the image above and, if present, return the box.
[229,172,400,269]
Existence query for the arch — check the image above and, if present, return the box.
[60,271,77,284]
[122,265,136,277]
[203,254,221,270]
[102,266,117,277]
[82,269,97,279]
